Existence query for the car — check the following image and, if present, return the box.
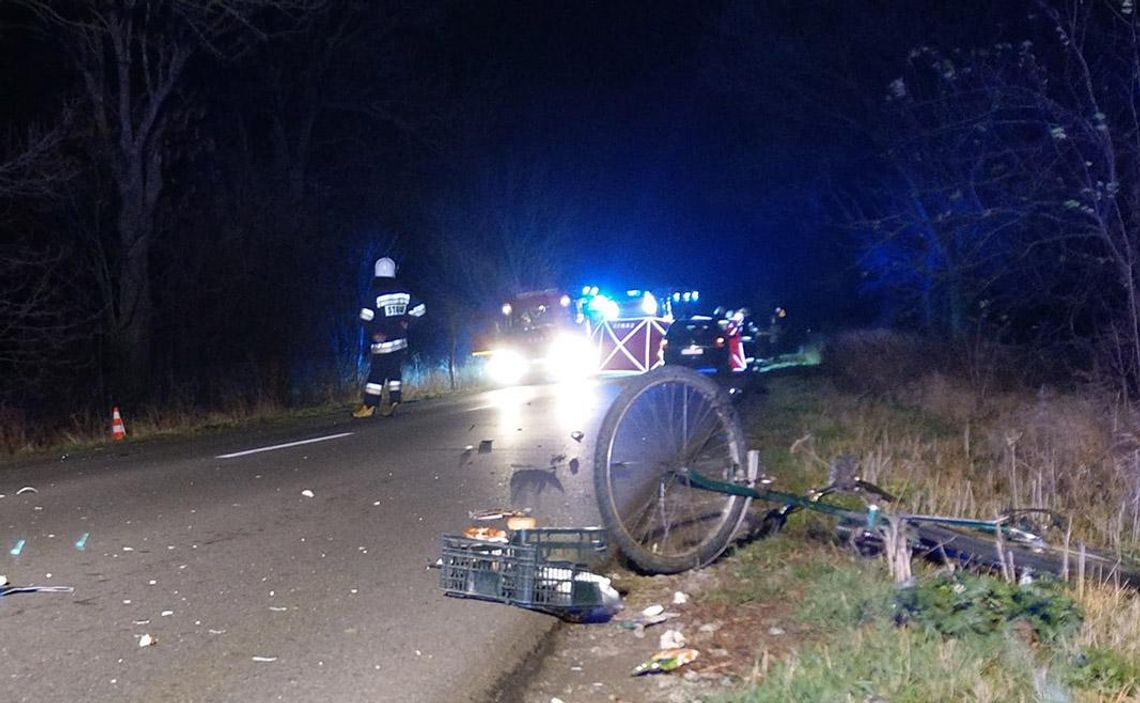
[659,315,734,373]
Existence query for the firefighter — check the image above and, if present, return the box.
[353,257,426,418]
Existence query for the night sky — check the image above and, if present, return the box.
[4,1,1131,410]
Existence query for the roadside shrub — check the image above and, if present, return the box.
[894,571,1082,642]
[822,329,952,396]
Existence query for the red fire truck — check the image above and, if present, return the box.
[473,289,595,384]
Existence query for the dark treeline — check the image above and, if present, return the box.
[3,0,1140,429]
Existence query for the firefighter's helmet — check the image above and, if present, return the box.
[374,257,397,278]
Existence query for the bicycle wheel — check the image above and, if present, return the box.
[594,366,751,574]
[911,524,1140,589]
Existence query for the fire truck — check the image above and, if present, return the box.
[474,289,595,384]
[474,285,709,384]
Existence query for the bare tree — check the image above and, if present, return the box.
[15,0,318,398]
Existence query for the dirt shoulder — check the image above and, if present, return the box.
[500,543,806,703]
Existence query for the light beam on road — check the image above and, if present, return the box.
[215,432,354,459]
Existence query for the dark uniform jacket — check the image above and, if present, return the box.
[358,279,426,354]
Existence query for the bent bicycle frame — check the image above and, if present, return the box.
[681,466,1049,547]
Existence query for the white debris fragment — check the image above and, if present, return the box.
[301,489,315,498]
[251,656,278,663]
[660,629,686,650]
[672,591,689,605]
[161,610,174,617]
[268,606,288,612]
[0,575,7,586]
[148,579,157,585]
[642,604,665,618]
[16,486,37,495]
[768,626,785,636]
[208,629,226,635]
[133,620,150,625]
[122,546,135,552]
[138,634,154,648]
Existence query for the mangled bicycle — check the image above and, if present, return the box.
[594,366,1140,588]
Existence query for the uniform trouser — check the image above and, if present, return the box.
[363,350,406,406]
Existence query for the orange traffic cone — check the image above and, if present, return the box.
[111,406,126,441]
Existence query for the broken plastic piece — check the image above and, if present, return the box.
[570,431,584,442]
[301,489,315,498]
[138,634,154,648]
[0,584,74,597]
[9,539,25,556]
[631,648,700,676]
[75,532,90,551]
[16,486,36,495]
[468,508,531,521]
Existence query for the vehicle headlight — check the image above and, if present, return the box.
[485,349,527,385]
[546,333,596,379]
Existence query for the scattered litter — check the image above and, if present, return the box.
[672,591,689,605]
[161,610,174,617]
[462,526,509,542]
[0,584,74,597]
[133,620,150,625]
[301,489,315,498]
[478,439,493,453]
[615,608,680,635]
[468,508,530,521]
[138,634,154,648]
[16,486,37,495]
[268,606,288,612]
[570,431,584,442]
[0,575,6,586]
[506,515,537,530]
[768,626,785,636]
[659,629,686,650]
[251,656,278,663]
[74,533,90,551]
[631,648,700,676]
[9,539,26,556]
[148,580,157,586]
[122,546,135,552]
[208,629,226,635]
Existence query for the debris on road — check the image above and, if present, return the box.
[478,439,493,453]
[1,583,75,597]
[672,591,689,605]
[462,526,509,542]
[251,656,278,663]
[630,648,700,676]
[16,486,37,495]
[9,539,26,556]
[74,533,90,551]
[301,489,315,498]
[570,431,584,442]
[468,508,531,521]
[138,634,155,648]
[659,629,686,650]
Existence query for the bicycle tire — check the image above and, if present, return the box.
[911,523,1140,589]
[594,366,751,574]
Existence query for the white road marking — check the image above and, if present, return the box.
[216,432,354,459]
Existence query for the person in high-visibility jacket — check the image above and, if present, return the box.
[353,257,426,418]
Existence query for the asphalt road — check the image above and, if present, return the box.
[0,379,621,703]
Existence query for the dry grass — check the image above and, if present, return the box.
[785,330,1140,559]
[0,358,493,457]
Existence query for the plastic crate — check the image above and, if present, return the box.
[510,526,608,565]
[439,527,611,619]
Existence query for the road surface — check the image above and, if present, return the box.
[0,379,618,702]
